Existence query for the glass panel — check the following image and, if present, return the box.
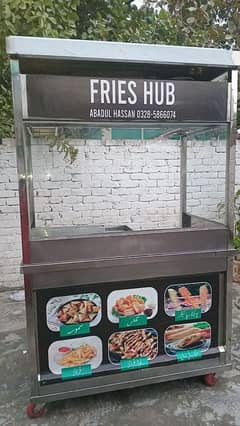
[186,125,227,225]
[112,128,142,140]
[111,128,172,140]
[29,126,181,238]
[27,124,228,240]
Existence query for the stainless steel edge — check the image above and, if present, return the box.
[226,258,233,364]
[10,60,38,402]
[227,82,232,122]
[225,69,238,363]
[226,71,238,233]
[24,128,35,228]
[20,75,28,118]
[29,288,41,396]
[31,360,231,404]
[218,273,225,363]
[10,60,31,261]
[21,249,234,275]
[23,121,230,128]
[6,36,236,68]
[180,135,187,226]
[31,258,227,291]
[232,50,240,66]
[28,227,230,266]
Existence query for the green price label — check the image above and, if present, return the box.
[175,308,202,322]
[60,322,90,337]
[194,322,209,329]
[176,348,202,362]
[62,364,92,380]
[120,356,149,371]
[119,314,147,329]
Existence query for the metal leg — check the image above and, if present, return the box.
[203,373,217,387]
[26,402,46,418]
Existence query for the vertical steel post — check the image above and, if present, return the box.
[10,59,39,397]
[180,135,187,227]
[25,128,36,228]
[10,60,30,263]
[225,70,238,363]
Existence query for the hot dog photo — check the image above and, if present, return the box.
[164,322,211,356]
[164,282,212,317]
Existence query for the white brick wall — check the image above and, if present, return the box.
[0,136,239,290]
[187,139,226,219]
[32,137,181,231]
[0,139,23,290]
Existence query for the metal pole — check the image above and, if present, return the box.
[225,69,238,364]
[25,128,36,228]
[10,60,31,263]
[225,71,238,232]
[180,135,187,227]
[10,59,39,398]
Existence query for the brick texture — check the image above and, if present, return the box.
[0,136,239,290]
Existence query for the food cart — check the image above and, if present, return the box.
[6,36,240,418]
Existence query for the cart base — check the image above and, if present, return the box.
[29,358,231,408]
[26,370,220,418]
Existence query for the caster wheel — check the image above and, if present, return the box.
[203,373,217,387]
[26,402,46,418]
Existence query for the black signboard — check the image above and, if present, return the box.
[37,273,220,385]
[25,75,228,123]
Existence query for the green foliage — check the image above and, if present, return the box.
[156,0,240,48]
[48,136,79,164]
[77,0,178,44]
[218,189,240,249]
[0,64,13,137]
[233,235,240,249]
[0,0,79,138]
[1,0,240,144]
[77,0,240,48]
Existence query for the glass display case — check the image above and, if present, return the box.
[7,35,239,416]
[28,124,228,235]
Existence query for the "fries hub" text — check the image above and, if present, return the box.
[90,79,175,106]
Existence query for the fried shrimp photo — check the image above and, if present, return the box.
[113,295,145,316]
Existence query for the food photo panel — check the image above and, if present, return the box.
[164,282,212,317]
[108,328,158,364]
[164,322,211,356]
[46,293,102,332]
[48,336,103,375]
[107,287,158,323]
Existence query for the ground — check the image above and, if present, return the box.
[1,284,240,426]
